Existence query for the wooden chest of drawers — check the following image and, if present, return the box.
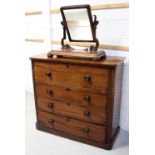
[30,53,124,150]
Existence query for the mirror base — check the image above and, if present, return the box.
[47,49,106,61]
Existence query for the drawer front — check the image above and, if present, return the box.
[38,111,106,143]
[37,97,107,125]
[36,84,107,109]
[34,62,108,91]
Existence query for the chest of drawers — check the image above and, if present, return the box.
[30,53,124,150]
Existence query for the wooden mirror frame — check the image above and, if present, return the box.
[60,4,99,51]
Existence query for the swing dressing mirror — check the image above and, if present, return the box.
[47,4,106,60]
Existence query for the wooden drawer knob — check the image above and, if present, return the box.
[84,75,91,81]
[84,111,91,117]
[48,103,54,109]
[84,96,91,102]
[47,89,53,96]
[65,88,71,91]
[48,119,54,125]
[46,71,52,77]
[67,102,70,106]
[83,128,90,133]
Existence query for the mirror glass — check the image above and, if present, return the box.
[63,8,93,41]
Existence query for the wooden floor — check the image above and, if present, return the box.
[25,91,129,155]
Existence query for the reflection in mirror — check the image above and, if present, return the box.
[64,8,93,41]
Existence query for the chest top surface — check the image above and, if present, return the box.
[30,53,125,68]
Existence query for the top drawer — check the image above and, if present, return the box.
[33,62,109,92]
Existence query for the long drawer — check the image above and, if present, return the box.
[33,61,108,92]
[37,97,107,125]
[35,84,107,109]
[38,111,106,143]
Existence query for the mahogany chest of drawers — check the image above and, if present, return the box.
[30,53,124,150]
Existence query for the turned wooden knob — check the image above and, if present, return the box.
[65,88,71,91]
[83,128,90,133]
[84,111,91,117]
[66,65,70,68]
[67,102,70,106]
[46,71,52,77]
[47,89,53,96]
[84,96,91,102]
[48,119,54,125]
[48,103,54,109]
[84,75,91,81]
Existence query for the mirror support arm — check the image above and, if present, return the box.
[61,21,66,47]
[61,21,73,50]
[92,15,99,51]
